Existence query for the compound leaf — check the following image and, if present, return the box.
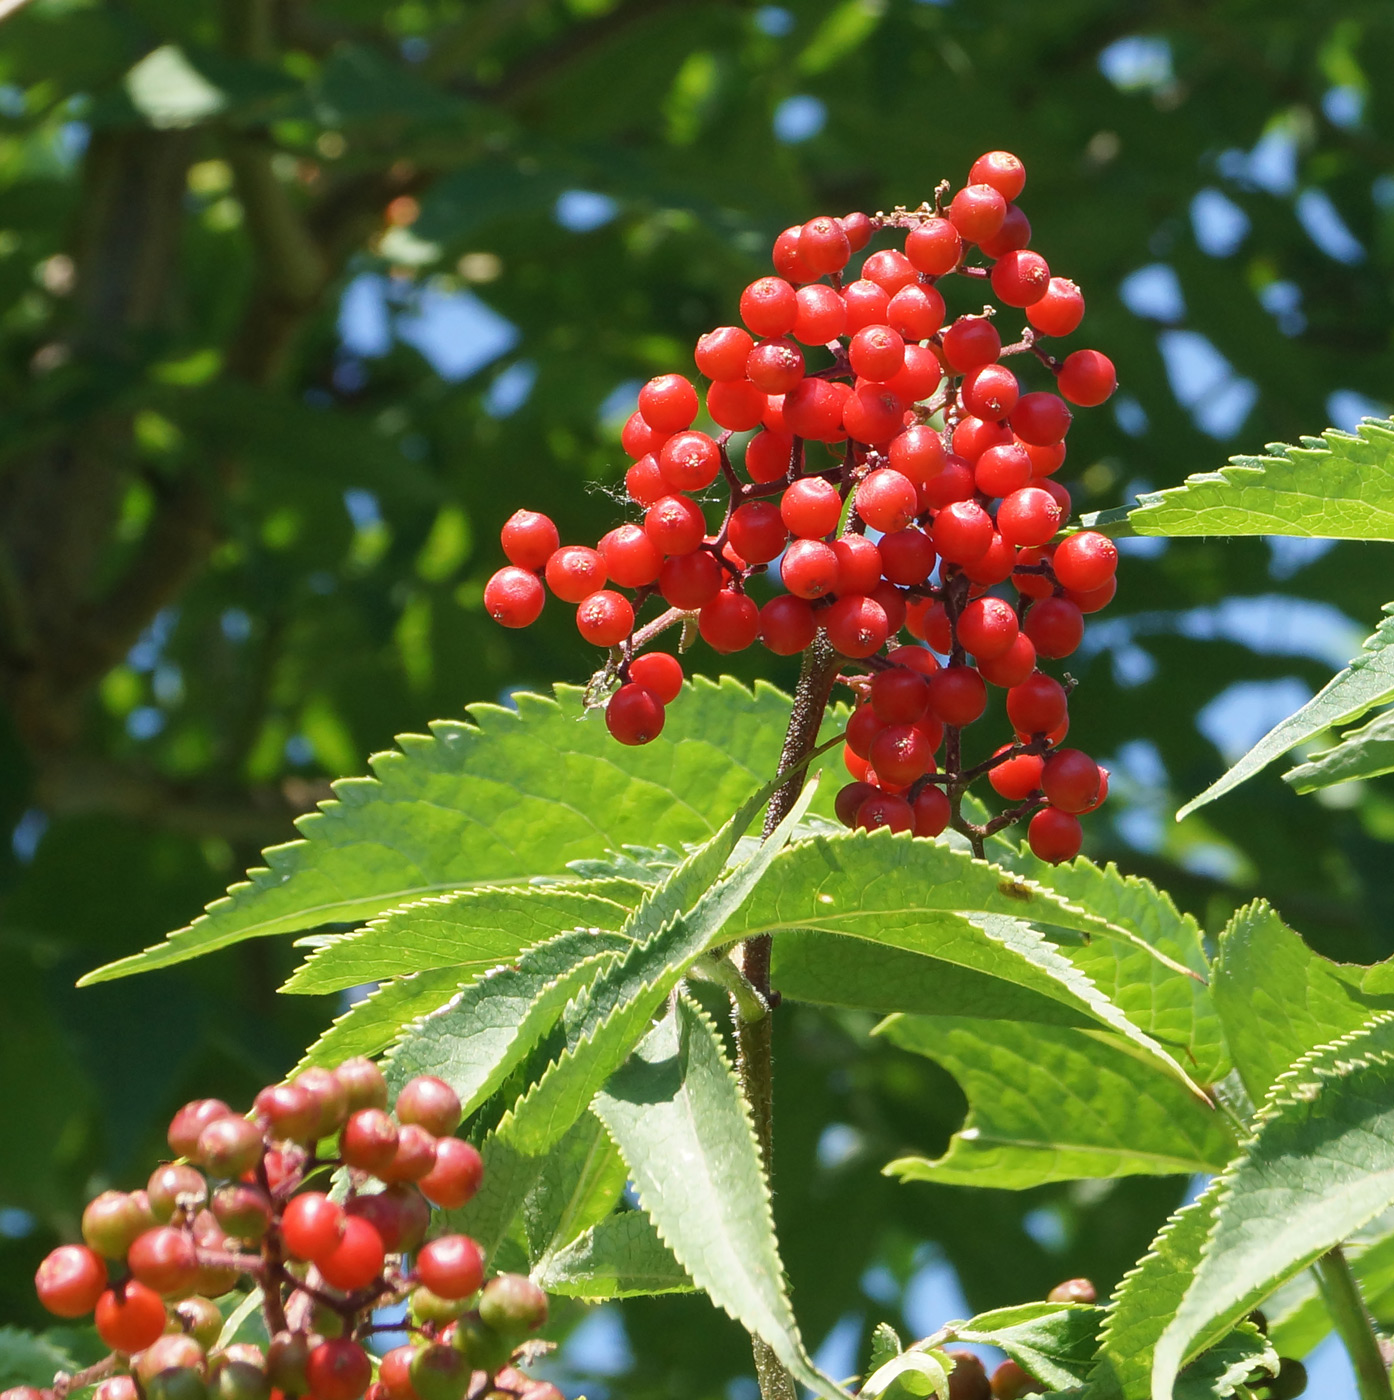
[295,968,467,1072]
[534,1210,696,1298]
[1285,707,1394,792]
[949,1302,1104,1392]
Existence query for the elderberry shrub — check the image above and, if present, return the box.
[19,1063,559,1400]
[483,151,1120,863]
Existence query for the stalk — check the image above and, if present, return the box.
[1315,1246,1393,1400]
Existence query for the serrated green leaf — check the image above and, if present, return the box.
[594,995,841,1400]
[950,1302,1104,1392]
[880,1016,1234,1189]
[994,850,1228,1085]
[1152,1012,1394,1400]
[1266,1222,1394,1358]
[81,679,844,985]
[868,1322,903,1373]
[1171,1322,1276,1400]
[295,968,467,1072]
[496,777,816,1157]
[1285,706,1394,791]
[384,930,632,1117]
[860,1351,948,1400]
[1126,418,1394,540]
[534,1210,696,1298]
[1211,900,1391,1105]
[283,883,642,994]
[1177,605,1394,819]
[521,1108,628,1265]
[0,1327,77,1389]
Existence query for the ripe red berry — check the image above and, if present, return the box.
[1053,531,1117,592]
[927,666,987,727]
[962,531,1017,587]
[792,284,847,344]
[621,410,667,460]
[418,1137,485,1211]
[912,785,951,838]
[921,456,976,509]
[95,1281,167,1354]
[745,429,794,483]
[849,325,905,382]
[1027,278,1085,338]
[877,528,936,586]
[948,183,1007,244]
[283,1194,345,1261]
[606,683,665,745]
[797,215,851,275]
[887,283,945,340]
[625,453,667,505]
[979,203,1032,259]
[958,597,1020,660]
[823,594,890,658]
[835,781,878,828]
[977,632,1037,688]
[417,1235,485,1301]
[961,364,1020,421]
[597,524,662,588]
[307,1341,372,1400]
[885,344,944,404]
[842,279,891,333]
[341,1108,400,1174]
[890,426,947,486]
[871,668,930,724]
[969,150,1026,201]
[706,377,766,431]
[576,590,635,647]
[638,373,699,432]
[856,469,918,534]
[645,495,707,556]
[998,486,1063,548]
[659,549,722,609]
[1011,392,1073,446]
[843,385,907,444]
[316,1214,385,1291]
[35,1244,107,1318]
[1024,439,1068,477]
[197,1115,263,1178]
[784,378,852,441]
[839,211,873,250]
[1024,596,1084,658]
[1069,575,1118,614]
[746,338,805,395]
[759,595,817,654]
[990,250,1050,307]
[499,510,560,571]
[870,724,934,785]
[772,225,817,283]
[905,217,962,275]
[831,534,884,595]
[740,277,799,337]
[346,1185,430,1253]
[932,500,994,563]
[695,325,755,381]
[1042,749,1102,813]
[989,748,1045,801]
[846,704,885,760]
[484,567,544,629]
[856,791,914,833]
[396,1076,461,1136]
[974,443,1032,498]
[781,539,841,599]
[886,643,939,675]
[379,1348,420,1400]
[861,249,917,295]
[699,590,760,653]
[168,1099,232,1159]
[872,580,907,635]
[544,546,606,603]
[659,430,721,491]
[780,477,842,538]
[1007,671,1069,737]
[954,415,1014,462]
[1028,807,1083,865]
[941,316,1001,373]
[627,652,683,705]
[127,1227,199,1296]
[1057,349,1117,406]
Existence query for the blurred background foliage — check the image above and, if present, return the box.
[2,0,1393,1392]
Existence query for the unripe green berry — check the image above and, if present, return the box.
[265,1333,310,1395]
[210,1362,269,1400]
[83,1192,152,1260]
[477,1274,548,1338]
[449,1317,513,1376]
[410,1286,469,1326]
[408,1345,471,1400]
[148,1165,208,1224]
[335,1058,389,1113]
[211,1184,273,1244]
[145,1370,208,1400]
[174,1297,224,1350]
[138,1335,205,1383]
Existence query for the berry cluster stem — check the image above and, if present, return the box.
[736,636,841,1400]
[1315,1246,1394,1400]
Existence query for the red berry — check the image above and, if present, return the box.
[746,338,805,395]
[1027,278,1085,338]
[870,724,934,785]
[699,590,760,653]
[484,567,544,629]
[345,1186,430,1254]
[307,1341,372,1400]
[927,666,987,727]
[990,748,1045,801]
[921,456,976,510]
[396,1077,460,1136]
[379,1348,420,1400]
[912,785,951,837]
[886,643,939,675]
[695,325,754,381]
[1069,575,1118,614]
[1028,808,1083,864]
[35,1245,107,1318]
[781,477,842,539]
[792,284,847,344]
[1007,671,1068,736]
[953,415,1014,462]
[740,277,798,338]
[759,595,817,654]
[855,469,918,534]
[948,184,1007,244]
[826,535,879,595]
[1025,439,1068,477]
[904,218,961,275]
[846,703,885,758]
[638,373,699,432]
[835,781,878,828]
[871,668,930,724]
[823,594,890,658]
[576,590,635,647]
[1053,531,1117,592]
[990,250,1050,308]
[1080,767,1111,813]
[95,1281,167,1354]
[843,384,907,444]
[1042,749,1102,813]
[961,364,1019,421]
[1011,392,1072,446]
[962,531,1017,587]
[254,1083,320,1144]
[499,510,559,571]
[127,1227,199,1296]
[197,1115,264,1178]
[843,744,871,782]
[871,580,907,634]
[659,549,722,609]
[887,283,945,340]
[658,430,722,491]
[597,524,662,588]
[842,279,891,333]
[941,316,1001,373]
[797,215,851,275]
[781,539,840,599]
[856,791,914,833]
[745,429,794,483]
[625,453,667,505]
[977,632,1037,688]
[606,683,665,745]
[706,377,766,431]
[932,500,994,563]
[628,652,683,704]
[621,410,667,460]
[890,426,947,486]
[969,150,1026,201]
[862,249,918,295]
[974,443,1032,498]
[784,378,851,441]
[169,1099,232,1159]
[415,1138,482,1212]
[957,597,1019,660]
[544,546,606,603]
[644,495,707,556]
[341,1108,400,1175]
[316,1214,385,1291]
[998,486,1063,548]
[772,225,817,283]
[417,1235,484,1301]
[1024,596,1084,658]
[840,211,873,250]
[979,203,1032,259]
[849,325,905,382]
[877,528,936,586]
[1057,349,1117,406]
[281,1192,344,1261]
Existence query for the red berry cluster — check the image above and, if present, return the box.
[483,151,1119,863]
[21,1063,557,1400]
